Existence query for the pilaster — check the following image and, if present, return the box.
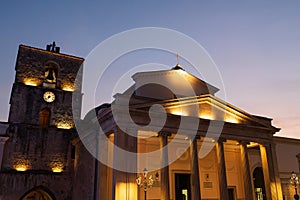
[240,141,254,200]
[190,136,201,200]
[216,139,228,200]
[0,136,9,170]
[160,132,170,200]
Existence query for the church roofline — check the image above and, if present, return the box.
[273,136,300,144]
[132,68,220,94]
[19,44,85,61]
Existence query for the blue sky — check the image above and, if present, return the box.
[0,1,300,138]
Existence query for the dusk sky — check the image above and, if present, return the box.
[0,1,299,139]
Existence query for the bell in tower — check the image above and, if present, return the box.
[43,63,58,88]
[45,68,56,83]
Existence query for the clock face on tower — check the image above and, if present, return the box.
[43,91,55,103]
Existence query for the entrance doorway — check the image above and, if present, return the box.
[228,187,236,200]
[20,186,55,200]
[175,173,191,200]
[253,167,266,200]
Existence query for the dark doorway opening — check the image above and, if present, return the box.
[228,187,236,200]
[20,186,56,200]
[253,167,266,200]
[175,173,191,200]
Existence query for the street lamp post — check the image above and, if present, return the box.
[136,168,159,200]
[290,171,300,200]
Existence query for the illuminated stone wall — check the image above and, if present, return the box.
[9,45,83,124]
[72,140,96,200]
[0,173,72,200]
[274,137,300,199]
[0,124,75,199]
[15,45,83,91]
[1,125,74,171]
[8,83,75,127]
[0,44,85,200]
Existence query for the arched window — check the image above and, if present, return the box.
[43,61,59,88]
[40,108,50,128]
[253,167,266,200]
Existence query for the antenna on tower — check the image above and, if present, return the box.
[46,41,60,53]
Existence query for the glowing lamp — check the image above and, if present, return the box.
[61,81,75,92]
[52,167,63,173]
[56,122,73,129]
[62,85,75,92]
[136,168,159,199]
[50,161,64,173]
[14,159,30,171]
[23,78,39,86]
[15,165,27,171]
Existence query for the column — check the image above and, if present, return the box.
[0,136,9,170]
[259,144,272,200]
[112,127,138,200]
[216,139,228,200]
[240,141,254,200]
[160,132,170,200]
[190,136,201,200]
[270,143,283,200]
[260,143,283,200]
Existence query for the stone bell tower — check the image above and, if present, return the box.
[0,43,84,200]
[8,42,83,126]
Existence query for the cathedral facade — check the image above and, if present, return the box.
[0,44,299,200]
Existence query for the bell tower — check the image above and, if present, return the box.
[8,43,84,128]
[0,43,84,200]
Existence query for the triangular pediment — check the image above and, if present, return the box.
[167,94,276,128]
[113,67,278,131]
[124,93,276,130]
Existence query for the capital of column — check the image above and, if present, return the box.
[258,141,272,147]
[238,140,250,146]
[112,126,139,138]
[193,135,201,140]
[158,131,172,137]
[217,137,227,143]
[0,136,9,143]
[114,125,139,132]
